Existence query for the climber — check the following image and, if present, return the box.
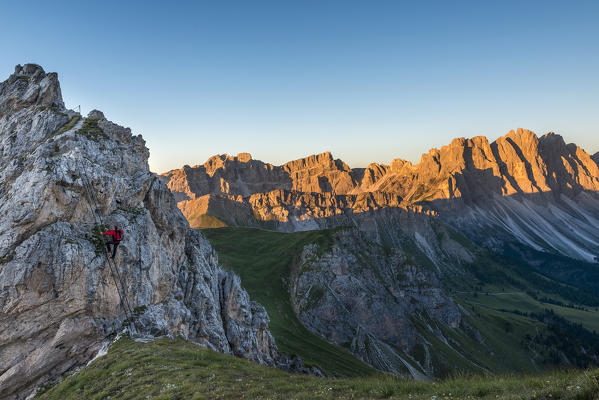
[102,226,123,259]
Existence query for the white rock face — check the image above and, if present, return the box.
[0,64,278,399]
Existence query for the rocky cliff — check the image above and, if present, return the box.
[290,227,464,378]
[163,129,599,202]
[162,129,599,263]
[0,65,281,399]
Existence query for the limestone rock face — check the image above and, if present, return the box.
[373,129,599,203]
[290,228,463,378]
[159,153,291,202]
[281,152,358,194]
[160,151,361,201]
[165,128,599,203]
[592,152,599,167]
[0,65,279,399]
[163,128,599,262]
[0,64,64,119]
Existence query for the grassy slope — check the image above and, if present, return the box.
[37,227,599,398]
[189,213,227,229]
[438,226,599,364]
[410,308,539,376]
[437,286,599,375]
[202,227,377,377]
[37,337,599,400]
[457,291,599,333]
[204,226,599,378]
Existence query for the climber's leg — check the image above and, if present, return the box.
[111,242,119,259]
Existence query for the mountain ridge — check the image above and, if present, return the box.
[0,64,292,399]
[162,129,599,378]
[2,63,599,394]
[162,128,599,201]
[161,128,599,262]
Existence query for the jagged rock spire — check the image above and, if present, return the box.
[0,64,64,118]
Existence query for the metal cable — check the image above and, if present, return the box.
[78,156,137,323]
[78,157,134,307]
[74,154,137,334]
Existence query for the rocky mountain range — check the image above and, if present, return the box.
[161,130,599,263]
[1,62,598,397]
[162,128,599,378]
[0,64,294,399]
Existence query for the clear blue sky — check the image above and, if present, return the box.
[2,0,598,172]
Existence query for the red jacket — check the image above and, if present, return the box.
[102,229,123,242]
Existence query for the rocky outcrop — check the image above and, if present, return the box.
[158,153,291,202]
[359,129,599,203]
[159,151,362,201]
[0,64,63,119]
[593,152,599,167]
[291,228,463,378]
[281,152,358,194]
[162,129,599,262]
[0,65,279,399]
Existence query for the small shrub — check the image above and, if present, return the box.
[118,205,145,223]
[39,106,66,116]
[0,252,14,264]
[86,224,108,256]
[133,305,147,316]
[53,115,80,137]
[78,118,108,142]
